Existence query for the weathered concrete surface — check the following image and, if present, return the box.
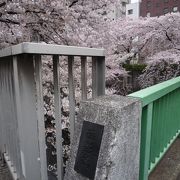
[64,95,141,180]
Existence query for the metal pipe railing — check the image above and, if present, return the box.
[0,42,105,180]
[129,77,180,180]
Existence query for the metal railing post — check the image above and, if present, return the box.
[92,56,105,98]
[13,55,24,179]
[96,56,105,96]
[68,56,75,144]
[13,54,42,180]
[81,56,87,100]
[34,55,48,180]
[53,55,63,180]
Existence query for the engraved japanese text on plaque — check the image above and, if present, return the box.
[74,121,104,179]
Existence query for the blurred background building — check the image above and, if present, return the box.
[126,0,180,18]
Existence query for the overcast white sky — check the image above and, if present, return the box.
[131,0,140,3]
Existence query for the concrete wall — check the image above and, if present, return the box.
[65,95,141,180]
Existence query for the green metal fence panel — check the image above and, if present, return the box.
[129,77,180,107]
[139,103,153,180]
[128,77,180,180]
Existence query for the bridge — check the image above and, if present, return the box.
[0,43,179,180]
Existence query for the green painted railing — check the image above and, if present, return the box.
[128,77,180,180]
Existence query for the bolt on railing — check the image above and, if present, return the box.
[0,42,105,180]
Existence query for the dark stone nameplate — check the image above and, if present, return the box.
[74,121,104,180]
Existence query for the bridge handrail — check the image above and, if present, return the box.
[0,42,105,58]
[0,42,105,180]
[129,77,180,180]
[129,77,180,107]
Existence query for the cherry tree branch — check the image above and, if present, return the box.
[0,2,6,8]
[69,0,78,8]
[0,18,20,24]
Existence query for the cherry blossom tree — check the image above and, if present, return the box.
[104,13,180,92]
[1,0,180,175]
[138,50,180,88]
[0,0,67,47]
[1,0,180,101]
[0,0,120,47]
[106,13,180,64]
